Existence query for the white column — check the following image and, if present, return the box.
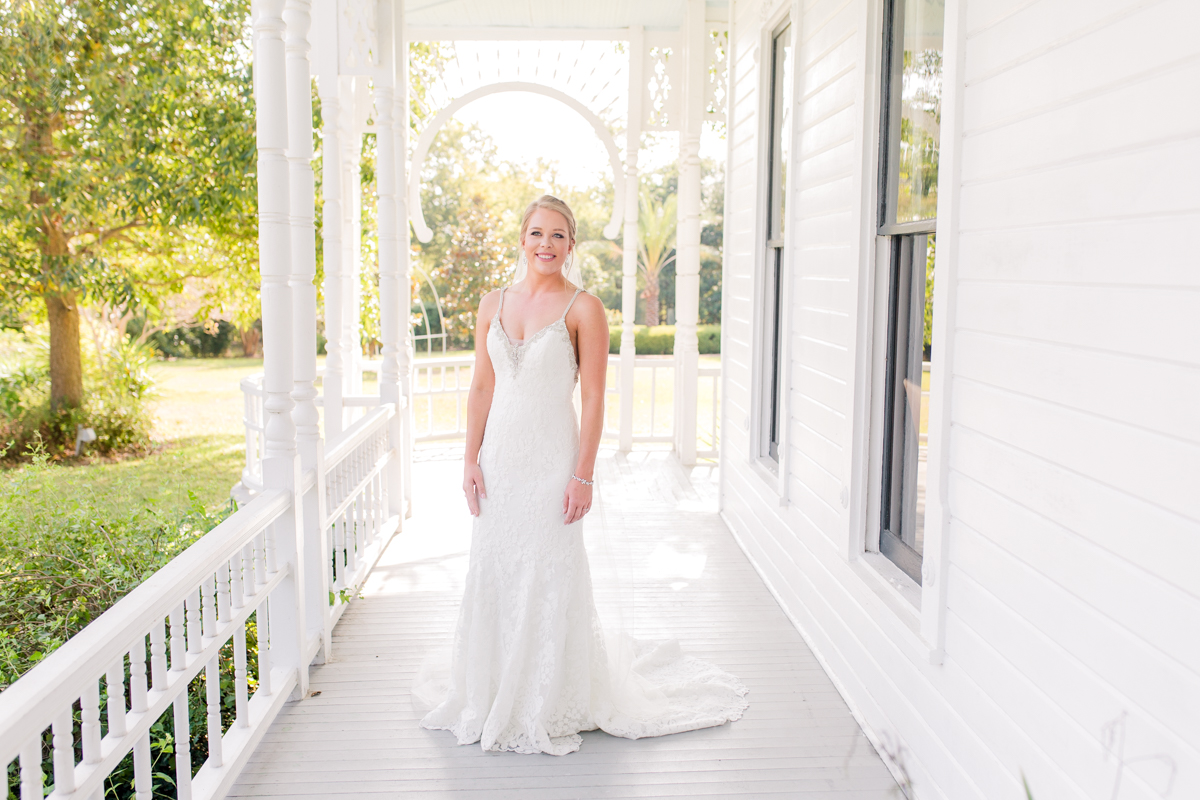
[619,26,644,453]
[375,0,405,519]
[338,76,359,433]
[285,0,318,468]
[345,78,367,400]
[319,70,345,441]
[283,0,325,671]
[674,0,705,465]
[394,6,414,515]
[256,1,294,468]
[255,0,307,699]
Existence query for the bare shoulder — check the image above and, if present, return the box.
[477,289,503,320]
[569,291,607,327]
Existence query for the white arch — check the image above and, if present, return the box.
[407,81,626,243]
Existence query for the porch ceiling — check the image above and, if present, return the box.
[404,0,727,33]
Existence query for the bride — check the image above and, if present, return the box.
[418,195,748,755]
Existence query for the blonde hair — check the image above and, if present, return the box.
[519,195,577,244]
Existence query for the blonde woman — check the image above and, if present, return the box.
[419,195,747,755]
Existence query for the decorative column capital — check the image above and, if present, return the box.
[283,0,313,51]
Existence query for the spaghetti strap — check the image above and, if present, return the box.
[560,287,584,321]
[497,286,506,315]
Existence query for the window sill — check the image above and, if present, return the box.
[854,551,922,638]
[749,455,785,504]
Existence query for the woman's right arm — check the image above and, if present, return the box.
[463,291,499,516]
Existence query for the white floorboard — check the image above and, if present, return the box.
[230,446,898,798]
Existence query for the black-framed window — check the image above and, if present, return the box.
[879,0,944,233]
[876,0,944,583]
[760,19,792,464]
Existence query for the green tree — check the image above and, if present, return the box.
[0,0,256,409]
[411,117,619,346]
[431,195,515,348]
[636,188,677,325]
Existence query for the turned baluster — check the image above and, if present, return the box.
[230,553,244,612]
[81,678,101,766]
[150,620,168,690]
[218,562,232,619]
[204,651,223,768]
[169,605,192,800]
[186,590,202,657]
[257,599,273,697]
[51,710,75,795]
[18,738,43,800]
[106,657,127,739]
[129,638,151,799]
[234,619,250,727]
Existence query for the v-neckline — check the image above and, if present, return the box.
[494,311,562,349]
[494,286,579,347]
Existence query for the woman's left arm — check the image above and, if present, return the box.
[563,294,609,524]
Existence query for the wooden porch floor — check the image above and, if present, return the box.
[231,447,899,798]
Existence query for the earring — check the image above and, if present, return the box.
[517,250,528,274]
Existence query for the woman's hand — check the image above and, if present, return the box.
[562,478,593,525]
[464,462,487,516]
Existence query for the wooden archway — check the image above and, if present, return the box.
[406,81,627,243]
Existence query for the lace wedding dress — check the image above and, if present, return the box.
[418,286,748,755]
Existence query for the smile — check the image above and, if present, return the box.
[536,253,556,261]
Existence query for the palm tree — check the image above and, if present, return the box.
[637,189,678,325]
[578,187,707,327]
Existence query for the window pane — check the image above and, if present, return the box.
[879,234,933,583]
[913,234,934,554]
[770,24,792,240]
[767,247,784,459]
[895,0,944,223]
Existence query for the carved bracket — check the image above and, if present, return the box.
[338,0,378,75]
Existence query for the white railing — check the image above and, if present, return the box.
[603,355,673,445]
[697,363,721,460]
[412,356,474,442]
[601,355,722,459]
[241,354,721,477]
[2,401,404,800]
[319,405,398,641]
[238,376,266,498]
[0,488,300,800]
[237,364,387,500]
[408,354,720,459]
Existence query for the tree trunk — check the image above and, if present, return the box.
[46,292,84,410]
[642,277,661,326]
[240,325,261,357]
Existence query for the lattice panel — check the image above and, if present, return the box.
[337,0,380,75]
[705,27,730,125]
[409,32,728,136]
[409,40,630,134]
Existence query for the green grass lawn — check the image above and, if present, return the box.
[0,358,265,689]
[0,358,263,522]
[2,347,725,515]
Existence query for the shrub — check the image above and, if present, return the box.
[0,450,239,799]
[0,335,155,460]
[143,319,240,358]
[0,447,232,688]
[608,324,721,355]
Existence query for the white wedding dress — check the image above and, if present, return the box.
[418,286,748,755]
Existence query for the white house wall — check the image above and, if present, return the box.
[720,0,1200,798]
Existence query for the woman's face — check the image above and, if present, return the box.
[520,208,573,278]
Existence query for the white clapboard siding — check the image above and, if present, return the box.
[720,0,1200,798]
[228,448,899,798]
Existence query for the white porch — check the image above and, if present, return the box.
[232,448,898,798]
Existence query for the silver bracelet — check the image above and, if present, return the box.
[571,473,594,486]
